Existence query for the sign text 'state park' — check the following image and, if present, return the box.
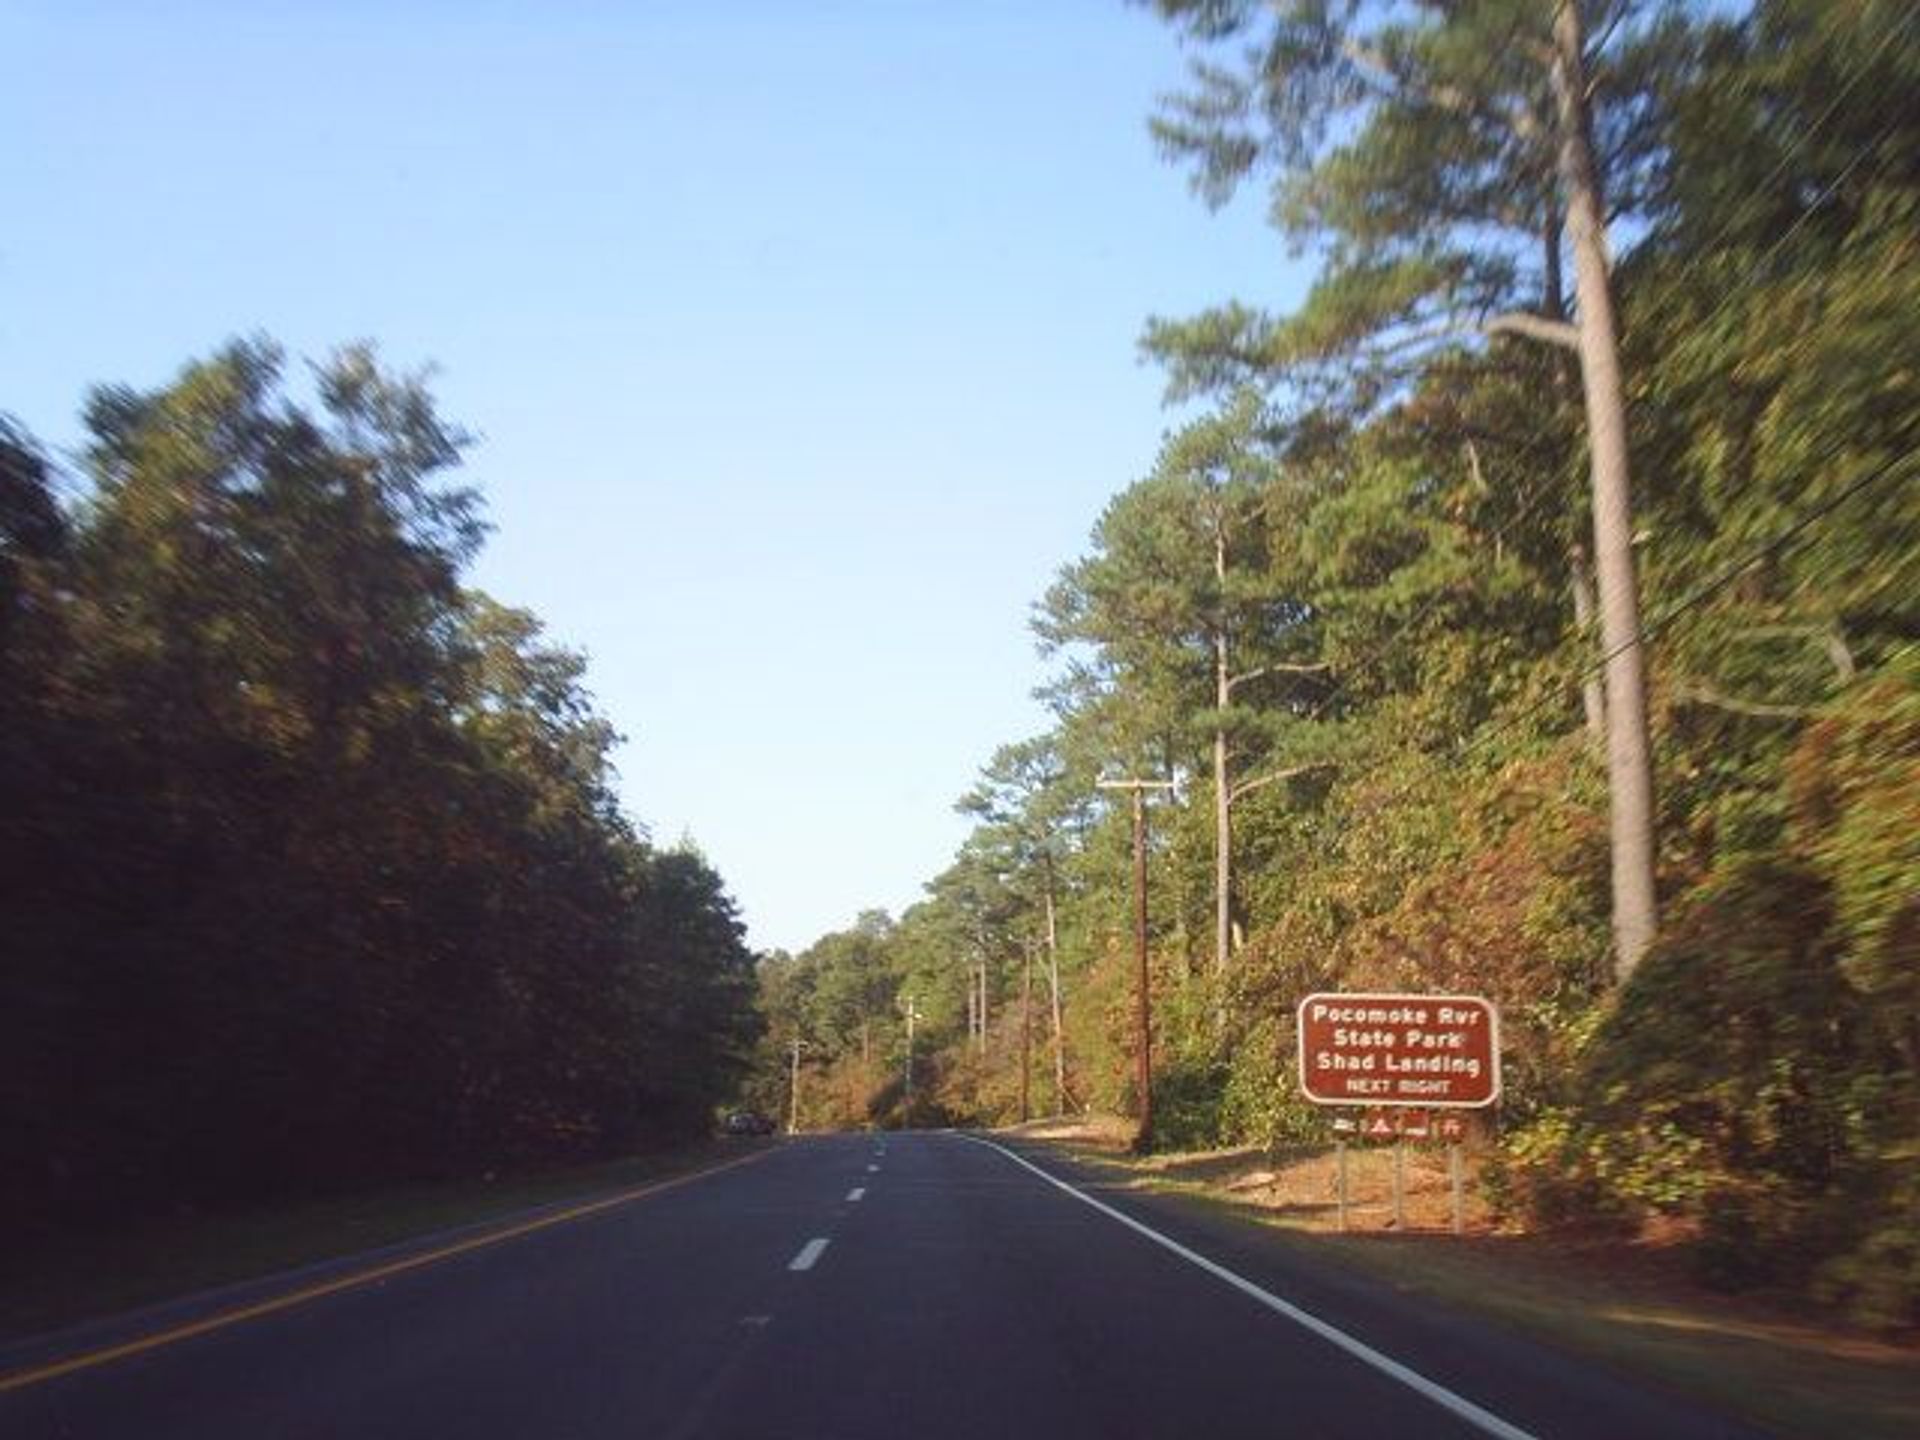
[1296,993,1502,1108]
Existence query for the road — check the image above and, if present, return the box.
[0,1132,1761,1439]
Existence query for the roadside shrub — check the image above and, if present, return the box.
[1815,1164,1920,1330]
[1494,856,1920,1320]
[1153,1058,1233,1151]
[1218,1011,1324,1150]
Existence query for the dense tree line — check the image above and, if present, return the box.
[1,341,761,1225]
[755,1,1918,1326]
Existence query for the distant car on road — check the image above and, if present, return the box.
[723,1110,776,1136]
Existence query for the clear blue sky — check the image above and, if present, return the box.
[2,0,1305,954]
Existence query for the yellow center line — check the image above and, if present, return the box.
[0,1146,775,1395]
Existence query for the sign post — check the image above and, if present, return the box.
[1336,1139,1348,1232]
[1296,993,1501,1235]
[1449,1142,1465,1236]
[1391,1137,1406,1230]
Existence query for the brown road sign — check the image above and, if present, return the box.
[1297,993,1501,1108]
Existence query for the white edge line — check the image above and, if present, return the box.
[788,1237,831,1272]
[957,1135,1537,1440]
[847,1187,865,1201]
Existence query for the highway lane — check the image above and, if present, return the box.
[0,1133,1762,1439]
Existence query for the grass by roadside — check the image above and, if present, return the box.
[0,1138,775,1346]
[1008,1118,1920,1440]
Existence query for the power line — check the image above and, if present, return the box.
[1465,444,1915,757]
[1662,108,1910,360]
[1286,444,1583,728]
[1279,67,1913,733]
[1654,3,1915,290]
[1342,439,1917,823]
[1151,6,1914,824]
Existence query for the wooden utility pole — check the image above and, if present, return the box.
[1099,776,1175,1151]
[1020,937,1035,1124]
[787,1037,802,1136]
[902,993,919,1122]
[1043,869,1066,1115]
[976,962,989,1055]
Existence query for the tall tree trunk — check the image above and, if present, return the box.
[1130,787,1153,1150]
[1544,205,1607,747]
[1570,546,1607,744]
[1044,868,1066,1115]
[1551,0,1659,978]
[1213,526,1233,978]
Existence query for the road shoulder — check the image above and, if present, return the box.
[1003,1128,1919,1440]
[0,1139,778,1385]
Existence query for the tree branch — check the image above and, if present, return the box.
[1339,37,1548,147]
[1482,311,1580,348]
[1370,323,1474,359]
[1347,309,1577,364]
[1673,681,1818,720]
[1739,623,1855,681]
[1229,761,1336,803]
[1225,662,1330,695]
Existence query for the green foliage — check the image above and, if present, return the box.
[1142,0,1688,408]
[752,1,1918,1326]
[1500,856,1916,1317]
[0,343,761,1224]
[1814,1164,1920,1332]
[1791,660,1920,1011]
[1152,1057,1234,1151]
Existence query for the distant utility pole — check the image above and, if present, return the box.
[787,1037,802,1136]
[971,951,990,1056]
[902,994,921,1123]
[979,960,990,1054]
[1098,776,1176,1152]
[1043,860,1066,1116]
[1020,936,1035,1124]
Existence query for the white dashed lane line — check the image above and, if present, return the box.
[788,1238,831,1272]
[847,1187,865,1202]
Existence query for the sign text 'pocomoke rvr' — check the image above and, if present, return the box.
[1296,993,1501,1108]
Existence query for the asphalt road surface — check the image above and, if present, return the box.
[0,1132,1764,1439]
